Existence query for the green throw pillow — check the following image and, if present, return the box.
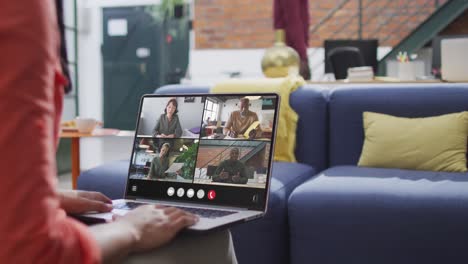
[358,111,468,172]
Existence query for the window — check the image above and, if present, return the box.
[63,0,78,119]
[203,99,219,123]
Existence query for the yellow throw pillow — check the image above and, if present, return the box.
[358,111,468,172]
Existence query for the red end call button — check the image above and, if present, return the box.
[208,190,216,200]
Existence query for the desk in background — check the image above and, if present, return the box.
[60,129,133,189]
[205,125,224,136]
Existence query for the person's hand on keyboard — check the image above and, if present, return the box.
[114,205,199,252]
[58,190,113,214]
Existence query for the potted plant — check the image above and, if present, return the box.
[174,142,198,179]
[160,0,186,19]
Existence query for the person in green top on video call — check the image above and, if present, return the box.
[148,143,171,180]
[153,98,183,138]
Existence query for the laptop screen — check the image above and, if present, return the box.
[126,93,279,210]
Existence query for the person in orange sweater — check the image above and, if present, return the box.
[0,1,236,263]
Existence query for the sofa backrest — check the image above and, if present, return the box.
[290,86,328,171]
[155,84,329,171]
[328,84,468,166]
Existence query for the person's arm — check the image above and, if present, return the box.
[0,3,197,264]
[238,165,249,184]
[147,158,157,179]
[232,165,248,184]
[153,115,162,136]
[253,127,263,139]
[212,167,222,182]
[152,157,168,179]
[212,162,226,182]
[223,112,234,135]
[90,205,197,263]
[160,158,170,178]
[249,113,262,139]
[0,1,102,262]
[174,115,183,138]
[255,113,263,138]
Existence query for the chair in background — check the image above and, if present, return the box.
[144,161,152,175]
[326,47,365,80]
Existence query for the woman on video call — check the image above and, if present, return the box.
[153,99,183,138]
[0,1,237,263]
[147,143,171,180]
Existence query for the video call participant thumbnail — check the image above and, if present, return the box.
[147,142,172,180]
[153,98,182,138]
[212,148,248,184]
[224,97,262,139]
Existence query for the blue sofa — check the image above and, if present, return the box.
[78,83,468,264]
[289,84,468,264]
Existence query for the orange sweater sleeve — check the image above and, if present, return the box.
[0,1,100,263]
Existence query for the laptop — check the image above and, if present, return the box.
[82,93,280,232]
[441,38,468,82]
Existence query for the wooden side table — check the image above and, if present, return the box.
[60,128,128,189]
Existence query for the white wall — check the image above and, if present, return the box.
[138,97,204,135]
[76,0,162,169]
[185,47,393,85]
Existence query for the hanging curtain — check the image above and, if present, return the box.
[274,0,310,80]
[55,0,72,93]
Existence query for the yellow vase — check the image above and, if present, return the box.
[261,29,300,78]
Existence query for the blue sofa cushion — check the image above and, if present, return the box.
[77,160,128,199]
[157,84,329,171]
[328,84,468,166]
[231,161,314,264]
[289,165,468,264]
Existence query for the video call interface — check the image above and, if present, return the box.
[126,95,278,207]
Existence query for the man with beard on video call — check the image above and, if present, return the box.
[223,98,261,139]
[212,148,248,184]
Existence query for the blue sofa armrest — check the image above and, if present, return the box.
[77,160,128,199]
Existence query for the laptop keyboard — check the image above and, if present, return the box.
[113,201,236,219]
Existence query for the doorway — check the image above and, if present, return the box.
[102,5,189,130]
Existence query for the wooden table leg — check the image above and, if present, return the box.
[71,137,80,189]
